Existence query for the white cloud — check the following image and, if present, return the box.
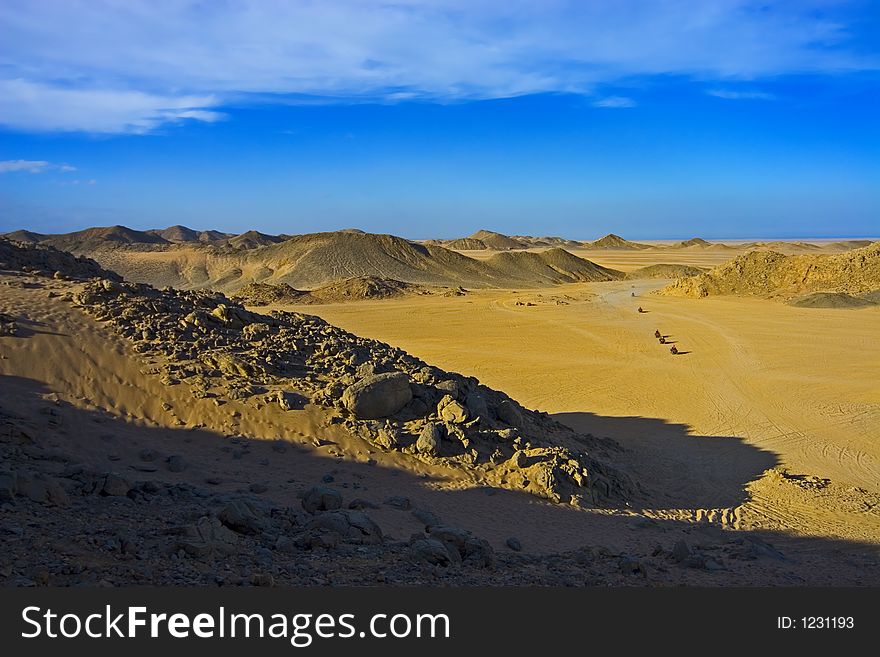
[707,89,776,100]
[0,1,875,133]
[593,96,637,109]
[0,159,50,173]
[1,159,80,174]
[0,79,223,133]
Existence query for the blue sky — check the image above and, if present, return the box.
[1,1,878,239]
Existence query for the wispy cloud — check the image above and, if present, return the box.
[0,1,875,133]
[0,79,224,133]
[593,96,637,109]
[0,159,77,173]
[707,89,776,100]
[0,159,50,173]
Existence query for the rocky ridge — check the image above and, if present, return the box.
[67,279,636,507]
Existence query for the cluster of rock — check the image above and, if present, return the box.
[232,277,466,307]
[0,406,503,586]
[0,312,16,336]
[0,237,120,282]
[4,396,867,587]
[68,278,636,507]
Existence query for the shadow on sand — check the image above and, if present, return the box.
[1,373,878,586]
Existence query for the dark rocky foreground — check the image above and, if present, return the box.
[1,409,834,587]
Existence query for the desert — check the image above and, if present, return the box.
[1,228,878,587]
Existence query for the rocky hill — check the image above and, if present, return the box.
[625,264,706,280]
[485,249,623,284]
[0,237,121,281]
[223,230,286,249]
[66,278,635,508]
[786,291,879,309]
[147,225,230,243]
[468,230,528,250]
[232,276,459,305]
[659,243,880,298]
[586,234,650,250]
[39,225,170,251]
[68,231,621,291]
[444,238,488,250]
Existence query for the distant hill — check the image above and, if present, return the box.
[41,225,169,252]
[625,264,706,280]
[233,276,451,305]
[787,292,878,309]
[147,225,201,242]
[663,237,730,250]
[469,230,528,250]
[514,235,584,249]
[1,230,47,243]
[222,230,286,249]
[677,237,711,248]
[148,225,230,243]
[63,229,623,291]
[442,231,583,251]
[737,241,823,253]
[586,233,650,250]
[824,240,874,251]
[445,237,488,250]
[659,243,880,298]
[484,248,624,284]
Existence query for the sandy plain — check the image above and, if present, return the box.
[267,249,880,553]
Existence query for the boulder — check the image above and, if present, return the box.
[464,390,489,420]
[671,540,691,563]
[341,372,412,419]
[409,538,460,567]
[416,422,441,456]
[219,499,265,535]
[437,395,469,424]
[301,486,343,513]
[428,525,495,568]
[383,496,411,510]
[495,399,524,427]
[175,516,239,558]
[101,473,131,497]
[305,510,383,545]
[412,508,441,527]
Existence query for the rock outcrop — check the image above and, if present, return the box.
[67,278,637,507]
